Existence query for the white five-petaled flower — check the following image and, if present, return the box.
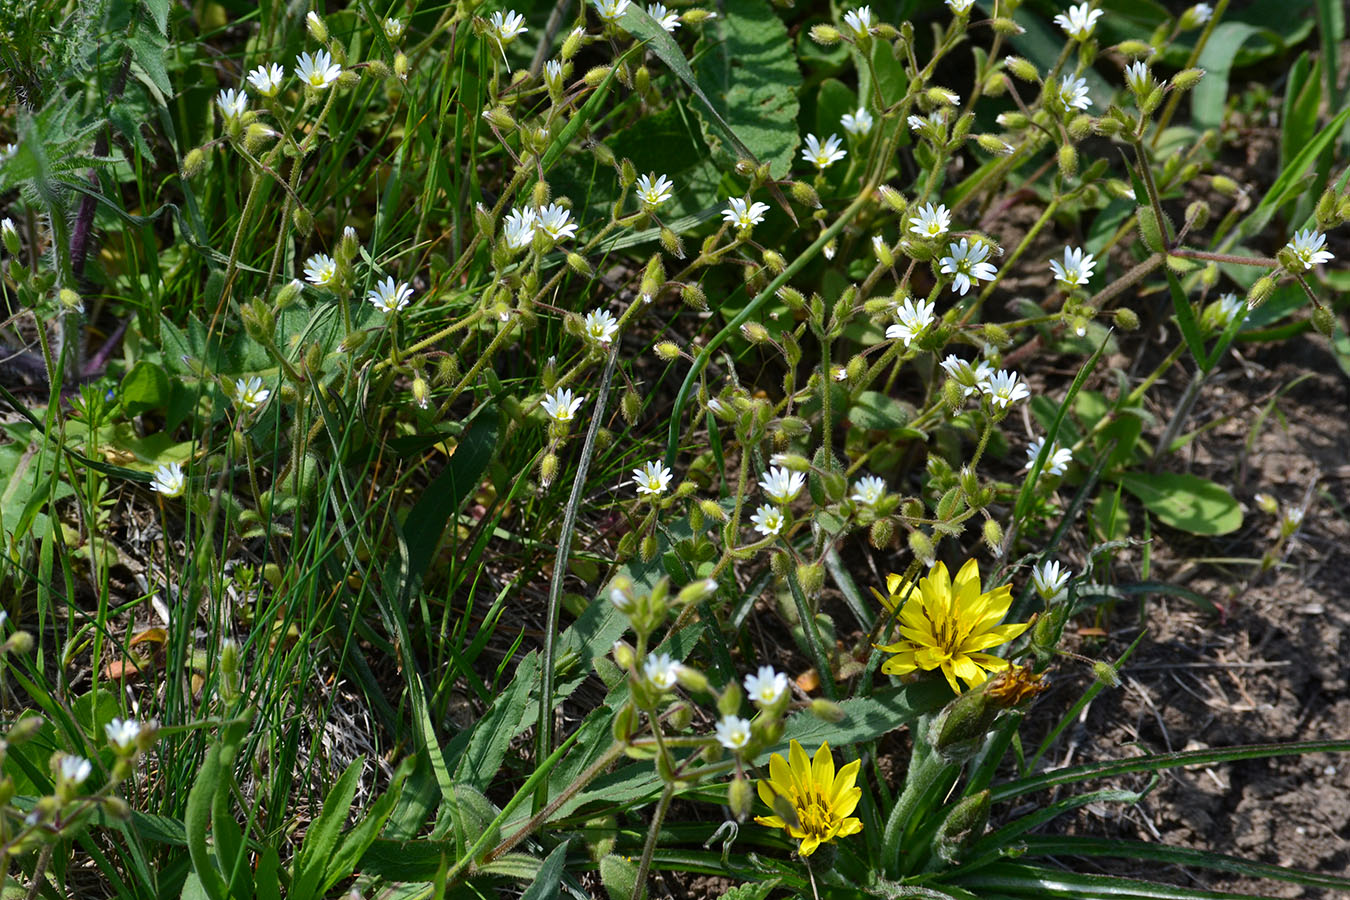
[908,202,951,238]
[216,88,248,122]
[715,715,753,750]
[841,107,874,136]
[851,475,887,506]
[503,207,538,251]
[1285,228,1334,271]
[802,133,847,170]
[646,3,680,31]
[367,276,414,313]
[610,586,636,612]
[235,376,271,410]
[632,460,674,496]
[246,63,285,97]
[759,466,805,505]
[1025,438,1073,477]
[744,665,788,705]
[1058,74,1092,111]
[583,308,619,344]
[59,755,92,785]
[384,17,406,41]
[1053,2,1102,40]
[151,462,186,498]
[886,297,936,346]
[544,59,565,91]
[295,50,341,89]
[643,653,681,690]
[1049,245,1097,289]
[303,252,338,286]
[750,504,785,536]
[939,238,998,296]
[593,0,631,23]
[1031,560,1072,601]
[541,387,585,423]
[536,204,578,242]
[907,112,945,136]
[980,369,1029,408]
[489,10,528,45]
[843,6,874,38]
[722,197,770,230]
[635,173,674,209]
[105,718,142,751]
[941,355,994,397]
[946,0,975,13]
[1125,61,1151,93]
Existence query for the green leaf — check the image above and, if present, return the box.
[960,861,1314,900]
[716,880,782,900]
[183,746,229,900]
[849,391,914,431]
[290,757,364,900]
[1190,23,1264,131]
[1166,269,1209,372]
[120,360,171,416]
[778,682,951,750]
[142,0,170,34]
[1119,471,1242,535]
[599,853,640,900]
[520,841,569,900]
[1279,53,1322,176]
[691,0,801,179]
[322,759,411,893]
[126,22,172,99]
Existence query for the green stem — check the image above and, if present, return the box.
[631,784,675,900]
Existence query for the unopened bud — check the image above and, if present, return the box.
[741,321,770,343]
[796,562,824,596]
[1171,68,1205,91]
[983,519,1003,552]
[990,16,1024,35]
[976,133,1015,155]
[908,529,935,565]
[540,453,559,486]
[1115,40,1153,58]
[1185,200,1210,231]
[810,23,841,44]
[1092,660,1121,688]
[654,341,681,360]
[1312,306,1337,338]
[182,147,207,178]
[1114,307,1140,330]
[306,10,328,43]
[1057,144,1078,178]
[728,774,753,819]
[681,282,706,310]
[810,698,846,722]
[790,180,821,208]
[394,53,409,79]
[584,66,611,87]
[1006,56,1038,82]
[1246,275,1275,308]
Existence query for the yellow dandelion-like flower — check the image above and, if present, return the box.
[874,559,1030,694]
[754,740,863,857]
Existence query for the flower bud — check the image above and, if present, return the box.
[566,252,592,276]
[741,321,770,343]
[653,341,681,361]
[810,698,846,722]
[908,529,935,565]
[728,774,754,819]
[869,517,893,548]
[1171,68,1205,91]
[612,701,639,742]
[931,685,999,761]
[1185,200,1210,231]
[790,180,821,209]
[1114,40,1154,58]
[540,452,559,486]
[810,23,841,44]
[306,10,329,43]
[990,16,1024,35]
[1092,660,1121,688]
[1006,56,1038,82]
[394,53,409,79]
[1312,306,1337,338]
[682,282,706,310]
[292,206,314,235]
[640,533,657,562]
[1057,144,1078,179]
[975,133,1014,155]
[676,665,710,694]
[659,226,684,257]
[1137,206,1165,252]
[583,66,611,87]
[934,790,991,863]
[1246,275,1275,308]
[796,562,824,596]
[982,518,1003,552]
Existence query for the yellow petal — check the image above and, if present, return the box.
[949,653,982,685]
[829,784,863,819]
[881,653,918,676]
[831,759,861,802]
[757,776,779,809]
[788,740,812,795]
[939,661,964,694]
[754,814,786,829]
[834,816,864,837]
[953,558,983,606]
[812,741,836,790]
[768,754,795,800]
[798,834,821,857]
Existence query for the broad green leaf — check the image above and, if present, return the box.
[1119,471,1242,535]
[778,682,951,750]
[1191,23,1264,131]
[142,0,170,34]
[599,853,639,900]
[520,841,569,900]
[184,746,229,900]
[691,0,801,179]
[121,360,170,416]
[290,757,364,900]
[126,23,172,99]
[716,880,782,900]
[849,391,914,431]
[322,760,412,892]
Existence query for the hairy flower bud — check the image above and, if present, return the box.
[1246,275,1275,308]
[908,529,935,565]
[1006,56,1038,82]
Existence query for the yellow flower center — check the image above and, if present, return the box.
[795,789,835,837]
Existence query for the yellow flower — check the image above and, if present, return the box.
[874,559,1030,694]
[754,740,863,857]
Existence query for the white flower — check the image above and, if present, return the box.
[541,387,585,422]
[646,3,680,31]
[1031,560,1072,602]
[384,17,406,41]
[1124,60,1150,93]
[851,475,886,506]
[235,376,271,410]
[593,0,631,23]
[59,755,92,785]
[367,276,414,313]
[536,204,578,242]
[490,10,528,45]
[583,308,619,344]
[715,715,753,750]
[643,652,681,690]
[216,88,248,122]
[1058,74,1092,110]
[885,297,936,346]
[295,50,341,89]
[831,366,848,382]
[105,718,142,751]
[759,466,805,504]
[610,587,636,612]
[722,197,770,231]
[744,665,788,705]
[946,0,975,13]
[843,6,874,38]
[1049,245,1096,289]
[980,369,1029,408]
[1285,229,1334,271]
[907,112,945,136]
[801,133,847,170]
[635,173,674,209]
[151,462,186,498]
[0,143,15,161]
[841,106,874,136]
[544,59,564,91]
[750,504,785,536]
[908,202,951,239]
[503,207,538,251]
[303,253,338,286]
[1053,2,1102,40]
[0,217,15,239]
[632,461,673,496]
[1187,3,1213,25]
[1217,292,1245,324]
[246,63,285,97]
[939,238,998,296]
[940,355,994,397]
[1025,438,1074,477]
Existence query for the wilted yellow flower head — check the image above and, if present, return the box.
[754,740,863,857]
[874,559,1030,693]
